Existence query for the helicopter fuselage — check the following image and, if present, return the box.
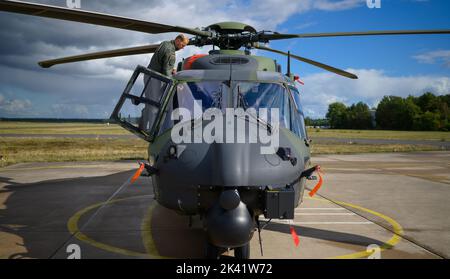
[111,50,311,252]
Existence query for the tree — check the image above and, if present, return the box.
[348,102,372,129]
[326,102,348,129]
[417,92,439,113]
[305,117,329,127]
[413,111,441,131]
[376,96,421,130]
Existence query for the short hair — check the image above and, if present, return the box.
[175,34,189,44]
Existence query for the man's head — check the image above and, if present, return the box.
[174,34,189,50]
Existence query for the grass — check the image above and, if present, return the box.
[0,137,148,168]
[0,121,447,168]
[0,121,128,135]
[311,142,441,155]
[308,128,450,141]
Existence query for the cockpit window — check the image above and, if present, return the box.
[157,81,228,134]
[178,81,226,111]
[288,86,308,139]
[289,86,304,113]
[236,82,291,129]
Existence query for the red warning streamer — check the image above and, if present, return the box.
[290,226,300,247]
[308,166,323,197]
[130,163,145,184]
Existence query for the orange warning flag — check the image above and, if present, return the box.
[290,226,300,247]
[130,163,145,184]
[308,171,323,197]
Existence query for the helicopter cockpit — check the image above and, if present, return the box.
[111,65,308,143]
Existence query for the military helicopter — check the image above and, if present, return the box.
[1,0,449,259]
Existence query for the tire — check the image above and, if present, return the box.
[234,243,250,259]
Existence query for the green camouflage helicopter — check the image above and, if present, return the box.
[1,0,449,259]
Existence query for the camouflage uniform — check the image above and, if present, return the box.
[148,40,176,76]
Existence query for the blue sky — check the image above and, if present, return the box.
[271,0,450,76]
[0,0,449,119]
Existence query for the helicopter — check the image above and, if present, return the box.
[1,0,449,259]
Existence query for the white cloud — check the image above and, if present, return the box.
[413,50,450,67]
[313,0,363,11]
[0,94,33,115]
[301,69,450,118]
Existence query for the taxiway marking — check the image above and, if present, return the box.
[66,194,403,259]
[294,213,356,216]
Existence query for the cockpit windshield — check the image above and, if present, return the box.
[157,81,228,134]
[176,81,228,117]
[158,80,307,138]
[236,82,291,129]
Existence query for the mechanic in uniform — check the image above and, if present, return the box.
[148,34,189,76]
[140,34,189,131]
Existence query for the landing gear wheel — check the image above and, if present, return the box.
[234,243,250,259]
[205,242,221,259]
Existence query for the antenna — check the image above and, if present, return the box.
[287,51,291,77]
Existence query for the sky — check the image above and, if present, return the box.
[0,0,449,119]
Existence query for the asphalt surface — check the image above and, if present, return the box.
[0,152,448,259]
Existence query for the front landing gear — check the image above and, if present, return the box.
[234,243,250,259]
[205,242,250,259]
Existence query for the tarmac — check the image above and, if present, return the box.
[0,151,448,259]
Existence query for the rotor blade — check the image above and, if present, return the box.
[38,44,160,68]
[0,0,211,37]
[254,44,358,79]
[261,29,450,40]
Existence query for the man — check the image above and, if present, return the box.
[148,34,189,76]
[140,34,188,132]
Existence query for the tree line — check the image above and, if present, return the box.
[324,92,450,131]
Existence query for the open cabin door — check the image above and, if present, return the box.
[110,65,174,142]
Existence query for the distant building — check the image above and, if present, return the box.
[369,110,377,128]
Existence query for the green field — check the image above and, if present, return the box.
[0,137,148,168]
[1,122,448,141]
[0,121,447,168]
[0,121,128,135]
[307,128,449,141]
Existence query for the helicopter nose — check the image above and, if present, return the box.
[156,117,303,187]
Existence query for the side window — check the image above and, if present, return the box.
[282,85,291,130]
[288,86,307,139]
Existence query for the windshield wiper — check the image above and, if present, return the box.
[237,85,272,134]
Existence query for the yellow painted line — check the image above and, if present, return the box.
[330,200,404,259]
[141,203,170,259]
[67,192,404,259]
[305,193,404,259]
[67,195,160,258]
